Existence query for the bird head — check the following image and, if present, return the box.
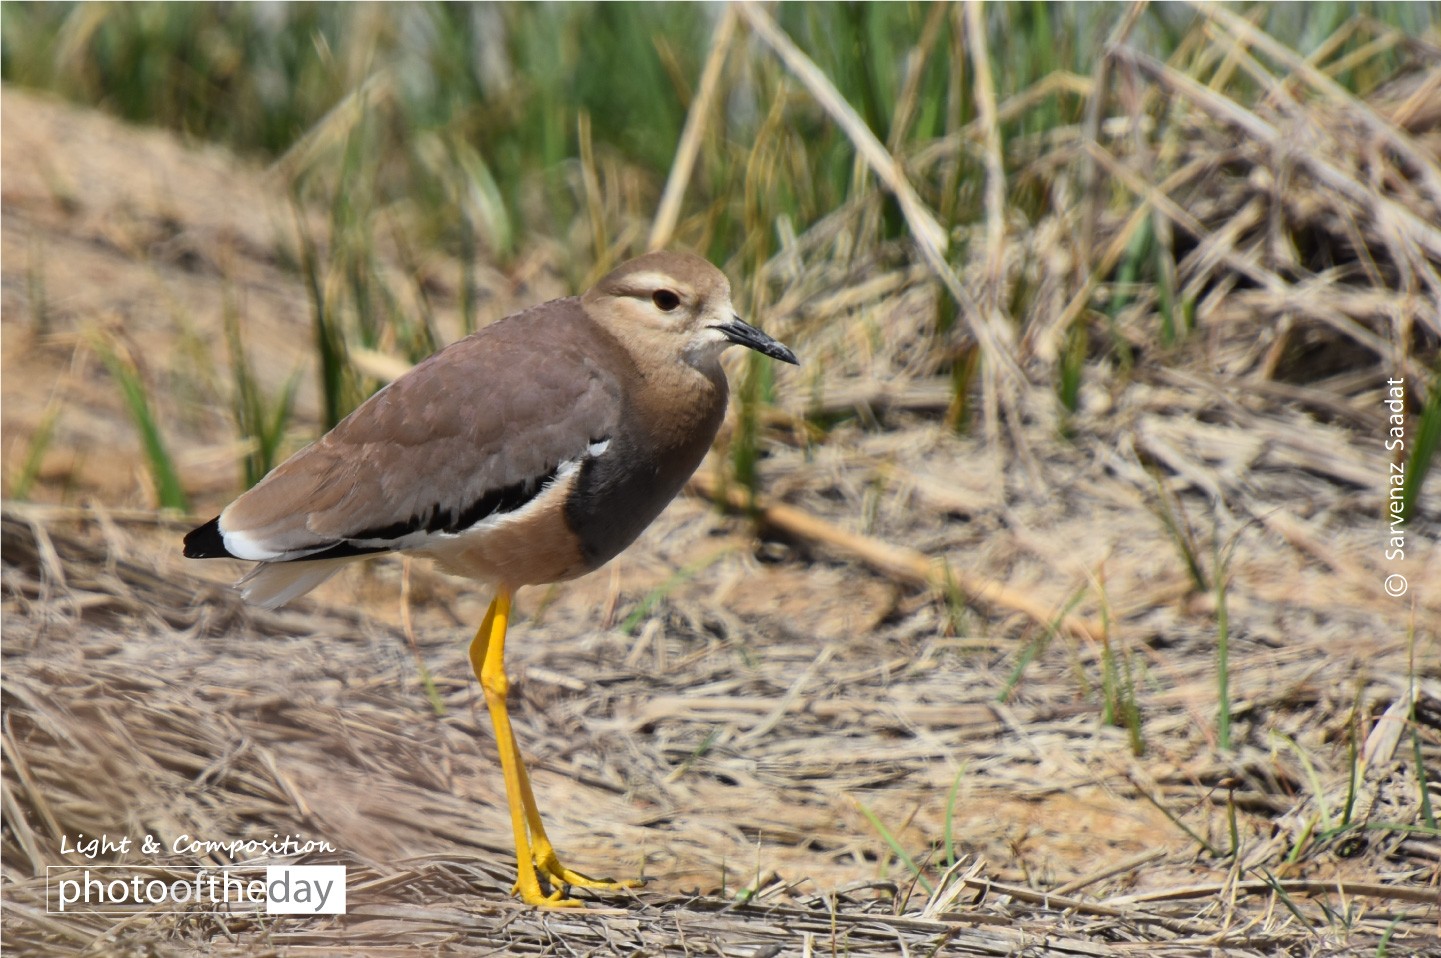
[583,251,798,369]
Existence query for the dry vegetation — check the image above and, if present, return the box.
[3,5,1440,956]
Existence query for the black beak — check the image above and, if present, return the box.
[715,316,799,365]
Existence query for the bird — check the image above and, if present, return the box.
[183,250,798,907]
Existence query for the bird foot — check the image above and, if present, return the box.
[513,881,584,909]
[513,856,644,908]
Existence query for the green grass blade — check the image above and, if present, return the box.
[1413,727,1436,829]
[620,548,732,635]
[942,764,968,868]
[93,339,189,512]
[998,587,1085,702]
[854,798,933,895]
[10,406,60,501]
[1215,559,1231,752]
[293,197,349,431]
[1399,367,1441,522]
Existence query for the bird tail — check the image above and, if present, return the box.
[236,557,356,609]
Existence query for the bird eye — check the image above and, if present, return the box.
[652,289,680,312]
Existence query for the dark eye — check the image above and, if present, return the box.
[652,289,680,312]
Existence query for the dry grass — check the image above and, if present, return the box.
[3,494,1435,955]
[3,10,1441,956]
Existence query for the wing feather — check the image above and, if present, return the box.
[217,298,627,561]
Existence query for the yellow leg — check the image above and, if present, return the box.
[468,589,639,907]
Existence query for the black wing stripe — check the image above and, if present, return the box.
[289,459,569,563]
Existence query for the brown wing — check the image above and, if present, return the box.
[214,298,626,562]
